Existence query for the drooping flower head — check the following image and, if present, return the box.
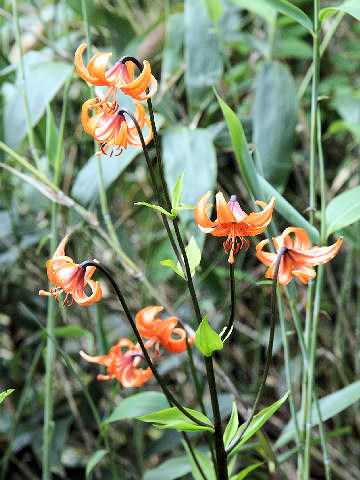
[39,235,102,306]
[256,227,343,286]
[80,338,152,388]
[136,306,194,356]
[81,98,152,156]
[75,43,157,102]
[194,192,276,263]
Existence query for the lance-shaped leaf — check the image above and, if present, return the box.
[195,316,223,357]
[138,407,214,432]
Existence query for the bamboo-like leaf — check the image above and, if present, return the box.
[326,186,360,237]
[263,0,314,34]
[320,1,360,22]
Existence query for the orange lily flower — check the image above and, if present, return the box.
[39,235,102,306]
[81,98,152,156]
[136,306,194,355]
[75,43,157,102]
[194,192,276,263]
[80,338,152,388]
[256,227,343,286]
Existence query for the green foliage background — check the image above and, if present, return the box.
[0,0,359,478]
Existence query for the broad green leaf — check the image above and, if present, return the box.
[3,51,72,149]
[216,91,262,200]
[162,127,217,246]
[138,407,213,432]
[326,186,360,237]
[72,151,138,205]
[161,236,201,279]
[86,450,107,478]
[252,61,298,191]
[185,236,201,275]
[134,202,174,218]
[162,13,184,82]
[183,442,216,480]
[0,389,14,405]
[160,259,183,278]
[231,0,276,24]
[104,391,168,424]
[143,455,191,480]
[204,0,223,23]
[230,462,264,480]
[184,0,223,109]
[223,402,239,449]
[320,1,360,22]
[195,316,223,357]
[172,171,185,210]
[276,380,360,448]
[230,392,289,455]
[258,175,320,244]
[45,104,60,167]
[263,0,314,34]
[54,326,88,338]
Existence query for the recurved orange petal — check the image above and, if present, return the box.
[288,237,343,267]
[215,192,237,223]
[194,191,218,230]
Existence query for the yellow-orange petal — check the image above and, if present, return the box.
[292,266,317,284]
[256,239,277,267]
[80,350,109,364]
[282,227,311,250]
[288,237,343,267]
[194,191,218,230]
[87,52,113,83]
[215,192,238,223]
[120,60,157,100]
[242,196,276,230]
[75,43,112,86]
[136,306,163,338]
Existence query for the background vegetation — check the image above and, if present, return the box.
[0,0,359,478]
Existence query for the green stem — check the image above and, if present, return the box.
[12,0,43,174]
[297,11,345,100]
[79,260,213,430]
[226,247,287,454]
[277,291,302,447]
[137,100,228,479]
[220,263,236,340]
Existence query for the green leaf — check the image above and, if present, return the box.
[45,104,60,167]
[258,175,320,244]
[230,392,289,455]
[161,236,201,279]
[172,171,185,210]
[72,151,138,205]
[252,61,298,191]
[85,450,107,478]
[160,259,184,278]
[326,186,360,237]
[195,316,223,357]
[263,0,314,34]
[104,391,168,424]
[134,202,174,218]
[215,91,262,200]
[138,407,213,432]
[223,402,239,449]
[230,462,264,480]
[276,380,360,448]
[184,0,223,109]
[143,455,191,480]
[162,127,217,246]
[204,0,223,23]
[0,389,14,405]
[320,1,360,23]
[3,51,72,149]
[231,0,276,24]
[54,326,88,338]
[183,442,216,480]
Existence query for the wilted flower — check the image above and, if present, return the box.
[39,235,102,306]
[80,338,152,387]
[256,227,343,286]
[136,306,193,355]
[194,192,276,263]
